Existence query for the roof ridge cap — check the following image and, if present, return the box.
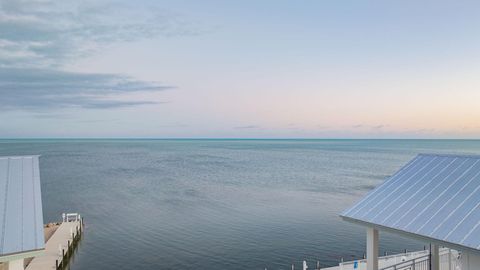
[418,153,480,158]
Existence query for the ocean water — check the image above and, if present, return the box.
[1,139,480,270]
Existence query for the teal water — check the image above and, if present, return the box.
[1,139,479,269]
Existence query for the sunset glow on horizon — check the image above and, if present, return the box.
[1,0,479,138]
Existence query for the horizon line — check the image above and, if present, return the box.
[0,137,479,140]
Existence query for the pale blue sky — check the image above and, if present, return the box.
[1,0,479,138]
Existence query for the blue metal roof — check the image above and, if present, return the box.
[0,156,45,258]
[341,153,480,251]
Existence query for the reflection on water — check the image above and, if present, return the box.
[1,139,479,270]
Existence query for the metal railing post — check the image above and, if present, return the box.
[429,244,432,270]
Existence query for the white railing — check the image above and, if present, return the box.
[62,212,81,222]
[380,254,429,270]
[381,249,463,270]
[334,248,462,270]
[338,250,429,270]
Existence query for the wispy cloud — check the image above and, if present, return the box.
[372,124,388,129]
[413,128,436,133]
[0,68,171,111]
[234,125,261,129]
[351,124,389,130]
[32,112,72,119]
[0,0,200,68]
[157,123,189,128]
[0,0,196,112]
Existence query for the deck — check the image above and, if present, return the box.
[322,248,460,270]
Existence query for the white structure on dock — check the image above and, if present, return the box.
[341,154,480,270]
[0,156,45,270]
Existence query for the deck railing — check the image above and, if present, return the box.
[379,254,429,270]
[379,248,462,270]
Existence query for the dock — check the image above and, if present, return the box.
[26,213,83,270]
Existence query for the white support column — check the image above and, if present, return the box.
[367,227,379,270]
[8,259,24,270]
[448,248,452,270]
[431,244,440,270]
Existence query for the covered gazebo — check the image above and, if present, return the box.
[0,156,45,270]
[341,154,480,270]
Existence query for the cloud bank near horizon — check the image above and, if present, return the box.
[0,68,172,110]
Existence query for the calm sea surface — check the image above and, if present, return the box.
[1,139,480,270]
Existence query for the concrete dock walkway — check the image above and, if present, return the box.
[26,220,82,270]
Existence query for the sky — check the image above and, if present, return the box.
[1,0,479,138]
